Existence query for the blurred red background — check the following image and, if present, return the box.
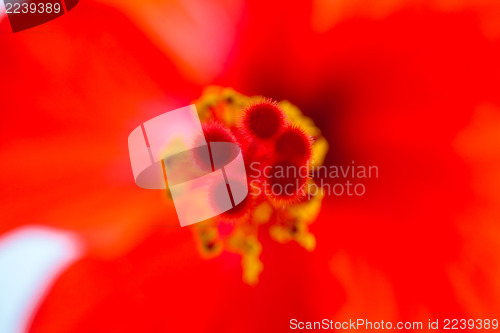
[1,0,500,332]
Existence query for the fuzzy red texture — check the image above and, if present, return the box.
[263,160,310,203]
[193,121,238,171]
[240,100,286,140]
[220,193,254,220]
[208,174,254,220]
[200,99,312,215]
[199,122,254,219]
[274,125,313,165]
[201,102,314,214]
[201,121,237,144]
[234,102,314,204]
